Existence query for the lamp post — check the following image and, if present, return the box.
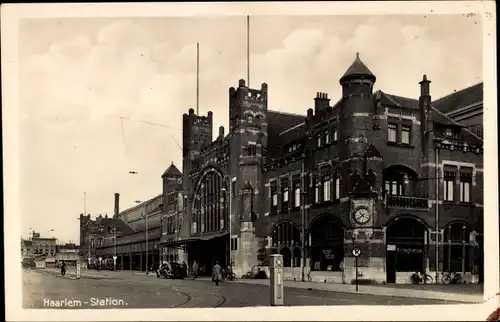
[141,211,149,275]
[221,179,232,272]
[434,140,441,284]
[300,152,306,282]
[158,204,163,265]
[112,225,117,271]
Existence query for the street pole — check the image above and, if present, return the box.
[434,147,439,284]
[229,176,232,271]
[159,214,162,265]
[146,211,149,275]
[300,154,306,282]
[113,225,117,271]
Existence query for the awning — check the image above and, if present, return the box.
[161,237,198,247]
[197,231,229,241]
[160,231,230,246]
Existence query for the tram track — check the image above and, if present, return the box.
[172,286,227,308]
[171,286,193,307]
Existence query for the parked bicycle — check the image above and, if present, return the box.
[410,271,433,284]
[222,267,235,281]
[441,272,463,284]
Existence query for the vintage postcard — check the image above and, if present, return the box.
[2,1,498,321]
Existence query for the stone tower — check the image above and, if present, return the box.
[338,53,385,283]
[228,79,268,276]
[181,108,213,237]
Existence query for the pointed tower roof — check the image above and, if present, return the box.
[364,143,383,159]
[161,162,182,178]
[340,52,376,84]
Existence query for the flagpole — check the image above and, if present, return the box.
[196,42,200,115]
[246,15,250,87]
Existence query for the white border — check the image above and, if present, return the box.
[2,1,498,321]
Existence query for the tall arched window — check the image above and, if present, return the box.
[192,169,227,234]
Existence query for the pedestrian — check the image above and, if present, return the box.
[212,261,222,286]
[191,260,199,278]
[61,261,67,276]
[181,261,188,278]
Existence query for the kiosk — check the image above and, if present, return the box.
[270,254,284,306]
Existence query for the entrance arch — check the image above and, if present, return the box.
[443,222,474,273]
[307,214,344,272]
[386,216,428,283]
[269,221,301,267]
[280,247,292,267]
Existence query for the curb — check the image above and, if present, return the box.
[232,279,483,303]
[39,269,113,280]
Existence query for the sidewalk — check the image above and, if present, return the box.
[41,267,114,279]
[233,279,484,303]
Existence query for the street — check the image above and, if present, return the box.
[23,269,463,308]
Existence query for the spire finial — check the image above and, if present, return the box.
[356,52,360,59]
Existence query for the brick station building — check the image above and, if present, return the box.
[160,53,483,284]
[81,53,484,284]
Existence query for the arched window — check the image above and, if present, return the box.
[316,134,322,147]
[443,223,474,273]
[322,169,332,202]
[192,169,227,235]
[269,221,301,268]
[270,221,301,248]
[323,130,330,144]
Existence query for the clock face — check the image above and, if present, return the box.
[354,207,371,224]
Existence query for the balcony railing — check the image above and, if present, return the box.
[385,195,428,209]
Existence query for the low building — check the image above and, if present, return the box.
[21,232,57,258]
[94,194,163,271]
[55,243,80,265]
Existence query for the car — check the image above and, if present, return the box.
[158,262,185,279]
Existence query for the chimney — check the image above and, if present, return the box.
[419,74,431,97]
[114,193,120,217]
[219,126,225,138]
[314,92,330,115]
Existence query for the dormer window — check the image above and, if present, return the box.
[445,128,453,137]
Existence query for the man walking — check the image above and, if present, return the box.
[212,261,222,286]
[60,261,67,276]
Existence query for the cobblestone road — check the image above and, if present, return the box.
[23,269,462,309]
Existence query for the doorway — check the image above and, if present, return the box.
[386,217,427,283]
[386,246,397,283]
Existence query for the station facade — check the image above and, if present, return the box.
[163,53,484,284]
[84,53,484,284]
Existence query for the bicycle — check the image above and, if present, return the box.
[410,271,433,284]
[222,268,236,281]
[441,272,463,284]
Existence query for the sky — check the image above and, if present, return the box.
[18,14,482,243]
